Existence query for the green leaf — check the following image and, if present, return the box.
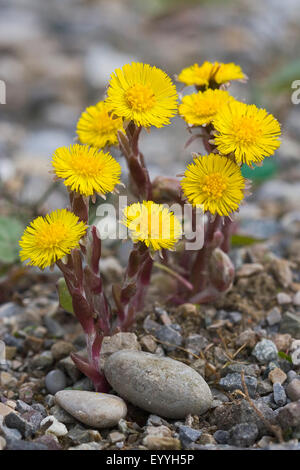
[0,216,24,264]
[231,234,266,247]
[241,159,277,182]
[278,351,292,363]
[57,277,74,314]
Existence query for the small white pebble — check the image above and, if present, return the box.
[40,415,68,437]
[293,291,300,306]
[277,292,292,305]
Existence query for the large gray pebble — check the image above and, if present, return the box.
[45,369,67,394]
[104,350,213,419]
[55,390,127,429]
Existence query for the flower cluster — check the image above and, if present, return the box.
[178,60,281,217]
[18,59,282,390]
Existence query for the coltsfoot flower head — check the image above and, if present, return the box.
[179,89,235,126]
[76,101,124,148]
[19,209,87,269]
[213,101,281,166]
[181,153,245,216]
[106,62,178,128]
[123,200,182,251]
[177,61,245,87]
[52,144,121,197]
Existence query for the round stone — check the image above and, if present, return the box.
[252,339,278,364]
[104,350,213,419]
[45,369,67,395]
[55,390,127,429]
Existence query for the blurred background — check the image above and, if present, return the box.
[1,0,300,271]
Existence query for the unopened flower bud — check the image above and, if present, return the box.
[208,247,234,292]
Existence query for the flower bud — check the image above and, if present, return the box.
[208,247,234,292]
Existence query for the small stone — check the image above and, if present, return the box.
[237,263,264,277]
[0,371,17,388]
[228,423,259,447]
[67,424,101,444]
[143,315,160,335]
[43,316,65,338]
[0,340,5,361]
[57,356,82,382]
[24,336,44,353]
[0,403,15,417]
[45,369,67,394]
[176,303,198,317]
[178,425,202,447]
[277,292,292,305]
[45,394,56,407]
[287,370,299,383]
[40,415,68,437]
[51,341,75,361]
[72,377,94,391]
[104,351,213,419]
[198,433,216,445]
[55,390,127,429]
[31,403,47,418]
[5,346,16,360]
[50,404,76,424]
[140,335,157,353]
[222,363,260,377]
[154,306,172,325]
[267,307,282,326]
[219,373,257,398]
[0,425,22,441]
[15,400,32,414]
[0,302,23,319]
[252,339,278,363]
[293,291,300,306]
[228,311,242,324]
[146,415,169,427]
[270,258,293,288]
[4,412,35,438]
[68,442,107,450]
[291,348,300,366]
[108,431,125,444]
[0,436,6,450]
[5,439,48,451]
[184,334,209,357]
[213,430,229,444]
[190,359,206,377]
[257,380,273,395]
[145,425,172,438]
[30,351,53,370]
[33,434,62,450]
[155,325,182,352]
[280,312,300,338]
[210,399,276,434]
[99,333,141,370]
[235,329,257,348]
[257,435,275,448]
[268,367,287,385]
[273,334,292,351]
[286,379,300,401]
[142,436,181,450]
[277,402,300,428]
[273,382,287,407]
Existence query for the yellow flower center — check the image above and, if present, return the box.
[71,155,101,177]
[233,117,262,145]
[96,112,119,134]
[202,173,227,199]
[36,222,68,249]
[125,84,156,112]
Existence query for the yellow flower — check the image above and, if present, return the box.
[123,200,182,251]
[19,209,87,269]
[181,154,245,216]
[177,61,245,87]
[213,101,281,165]
[179,89,235,126]
[106,62,178,128]
[52,144,121,197]
[76,101,124,149]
